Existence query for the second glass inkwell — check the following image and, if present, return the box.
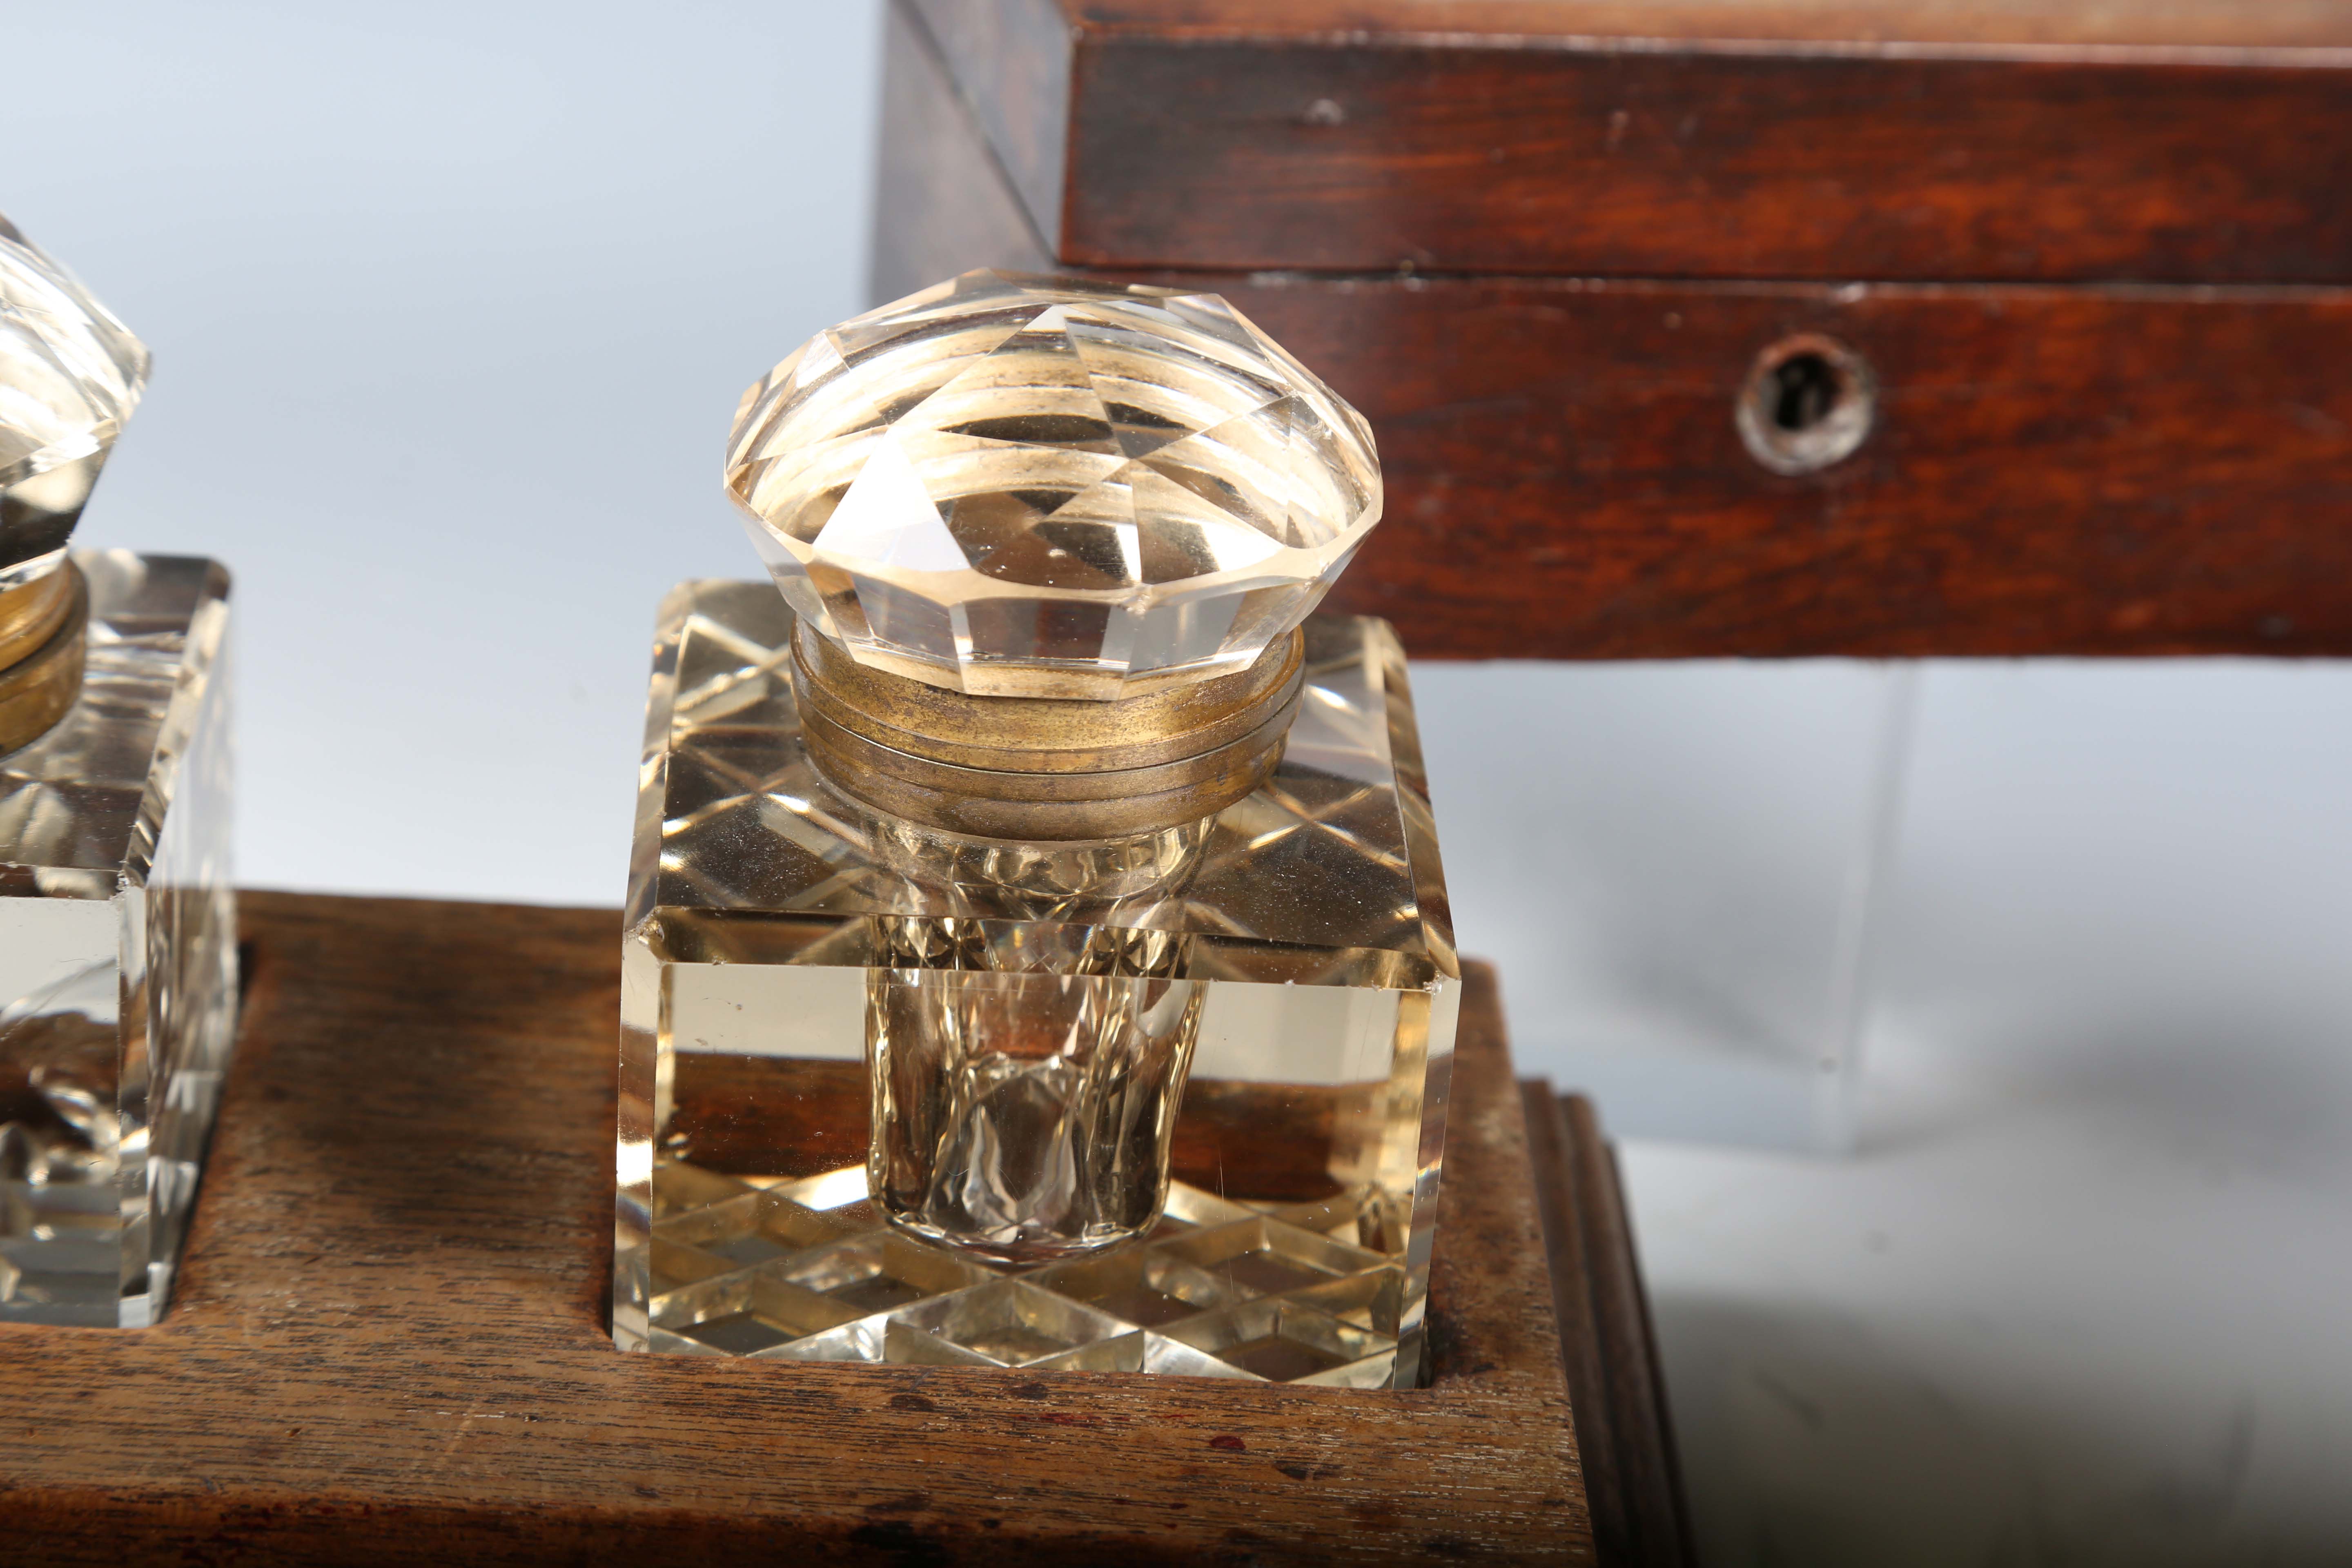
[615,273,1457,1387]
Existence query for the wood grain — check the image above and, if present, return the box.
[1218,272,2352,659]
[909,0,2352,284]
[0,892,1630,1564]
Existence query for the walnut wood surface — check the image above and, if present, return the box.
[908,0,2352,284]
[875,4,2352,660]
[0,892,1637,1564]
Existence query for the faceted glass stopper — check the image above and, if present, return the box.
[725,270,1381,699]
[0,214,148,591]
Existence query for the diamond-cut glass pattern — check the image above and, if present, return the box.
[0,215,150,589]
[724,270,1381,698]
[617,581,1457,1386]
[637,1164,1410,1383]
[0,552,234,1326]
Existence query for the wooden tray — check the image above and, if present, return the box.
[0,891,1685,1565]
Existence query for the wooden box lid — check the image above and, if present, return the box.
[912,0,2352,285]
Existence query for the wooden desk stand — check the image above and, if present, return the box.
[0,893,1683,1564]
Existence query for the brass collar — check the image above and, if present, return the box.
[0,562,88,756]
[0,562,78,667]
[791,624,1305,842]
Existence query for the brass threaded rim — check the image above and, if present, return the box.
[0,563,88,757]
[789,625,1305,840]
[801,724,1289,841]
[0,561,80,670]
[791,623,1304,774]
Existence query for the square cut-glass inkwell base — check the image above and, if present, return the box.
[0,552,235,1327]
[616,582,1458,1388]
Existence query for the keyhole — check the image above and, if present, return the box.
[1737,334,1876,475]
[1771,353,1839,432]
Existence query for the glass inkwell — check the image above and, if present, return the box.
[0,214,235,1326]
[616,272,1456,1386]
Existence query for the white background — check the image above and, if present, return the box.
[11,6,2351,1562]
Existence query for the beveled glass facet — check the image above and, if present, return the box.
[616,583,1457,1385]
[1,553,234,1325]
[0,216,149,591]
[724,271,1382,698]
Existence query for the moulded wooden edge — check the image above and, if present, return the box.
[1050,0,2352,50]
[1523,1082,1698,1568]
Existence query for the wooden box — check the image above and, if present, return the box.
[878,0,2352,662]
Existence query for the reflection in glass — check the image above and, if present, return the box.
[616,584,1457,1385]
